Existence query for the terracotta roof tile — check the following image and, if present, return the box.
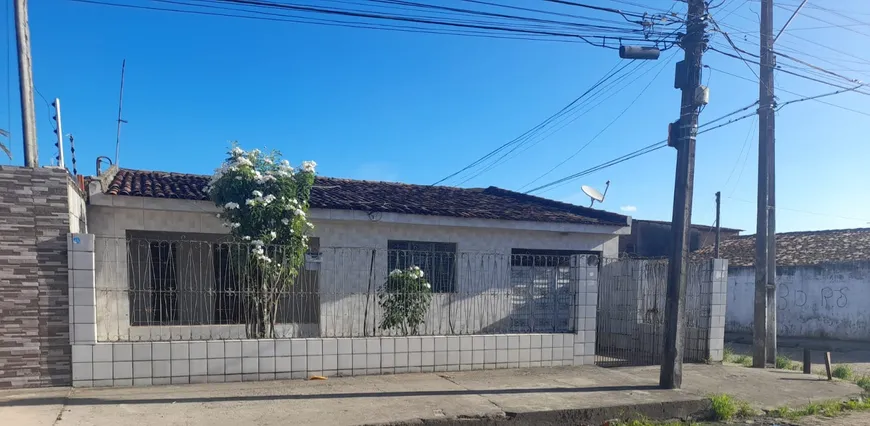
[105,168,629,226]
[693,228,870,267]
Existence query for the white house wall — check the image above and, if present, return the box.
[726,264,870,341]
[87,197,622,340]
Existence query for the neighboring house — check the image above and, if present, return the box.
[693,228,870,341]
[86,167,631,341]
[619,219,741,258]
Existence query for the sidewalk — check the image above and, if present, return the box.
[1,364,861,426]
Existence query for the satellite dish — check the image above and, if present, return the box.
[581,180,611,208]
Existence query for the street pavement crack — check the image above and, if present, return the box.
[51,389,73,426]
[435,373,507,416]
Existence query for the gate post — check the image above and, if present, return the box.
[573,254,599,366]
[707,258,729,362]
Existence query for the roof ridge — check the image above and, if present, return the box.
[106,168,630,226]
[731,227,870,239]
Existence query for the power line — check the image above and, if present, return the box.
[73,0,678,46]
[726,196,870,223]
[709,47,870,95]
[518,51,677,190]
[524,102,762,195]
[452,60,655,186]
[708,65,870,118]
[431,59,637,186]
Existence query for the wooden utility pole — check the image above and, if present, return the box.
[14,0,38,167]
[660,0,707,390]
[754,0,776,369]
[715,191,721,258]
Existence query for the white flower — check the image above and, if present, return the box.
[423,282,431,289]
[216,213,222,218]
[224,202,239,209]
[281,218,290,225]
[263,158,273,165]
[235,176,243,180]
[269,231,277,239]
[246,198,256,206]
[281,159,291,167]
[242,236,251,241]
[301,161,317,173]
[390,269,402,277]
[234,156,253,167]
[230,222,241,229]
[252,190,263,197]
[231,146,244,157]
[252,240,264,247]
[263,194,277,204]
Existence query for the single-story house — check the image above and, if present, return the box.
[620,219,741,258]
[693,228,870,341]
[86,167,632,342]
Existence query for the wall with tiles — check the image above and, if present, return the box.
[86,196,622,340]
[68,233,600,387]
[0,166,78,388]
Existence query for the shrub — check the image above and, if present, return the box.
[208,144,316,338]
[377,266,433,336]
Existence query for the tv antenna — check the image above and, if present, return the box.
[115,59,128,166]
[581,180,610,208]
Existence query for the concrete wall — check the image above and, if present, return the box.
[0,166,83,388]
[726,263,870,341]
[86,195,624,341]
[68,234,601,387]
[619,221,741,257]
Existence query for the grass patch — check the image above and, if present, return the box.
[775,355,802,371]
[710,394,755,421]
[832,364,854,380]
[856,376,870,392]
[768,398,870,420]
[722,346,736,362]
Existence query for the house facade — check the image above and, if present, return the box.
[694,228,870,341]
[1,164,729,389]
[619,219,741,258]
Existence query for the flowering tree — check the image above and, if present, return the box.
[207,143,316,338]
[377,266,432,336]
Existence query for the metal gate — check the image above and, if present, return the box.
[594,258,711,367]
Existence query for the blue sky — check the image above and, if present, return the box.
[2,0,868,233]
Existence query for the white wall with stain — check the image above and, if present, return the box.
[726,263,870,341]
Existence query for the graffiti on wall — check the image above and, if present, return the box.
[777,283,848,310]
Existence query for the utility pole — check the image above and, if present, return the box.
[754,0,775,368]
[53,98,65,169]
[660,0,708,390]
[14,0,38,167]
[715,191,721,258]
[763,0,778,366]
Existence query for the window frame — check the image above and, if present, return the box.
[387,240,458,293]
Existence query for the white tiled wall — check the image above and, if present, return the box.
[69,233,601,388]
[70,334,578,388]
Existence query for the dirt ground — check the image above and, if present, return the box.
[725,334,870,378]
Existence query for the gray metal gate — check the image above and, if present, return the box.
[594,258,711,367]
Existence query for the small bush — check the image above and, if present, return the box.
[723,346,736,362]
[832,365,854,380]
[856,376,870,392]
[709,394,755,421]
[775,355,801,371]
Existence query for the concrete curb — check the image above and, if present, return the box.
[373,398,713,425]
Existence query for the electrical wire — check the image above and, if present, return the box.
[518,51,677,190]
[451,60,656,186]
[708,65,870,118]
[709,47,870,96]
[431,59,637,186]
[73,0,679,47]
[524,102,762,195]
